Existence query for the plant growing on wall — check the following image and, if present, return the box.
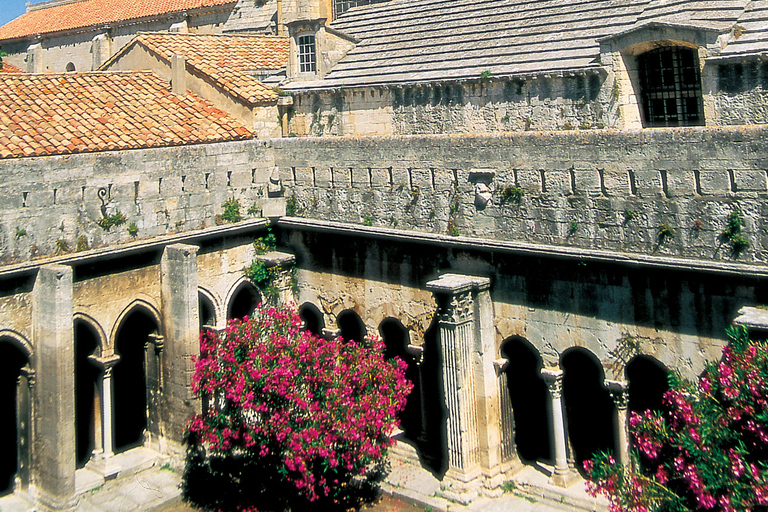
[244,259,279,300]
[127,223,138,238]
[55,239,69,255]
[221,198,242,223]
[76,235,88,252]
[585,325,768,512]
[568,221,580,236]
[253,229,276,255]
[14,228,26,239]
[286,196,297,216]
[500,185,525,204]
[658,223,675,244]
[184,304,411,510]
[362,215,373,226]
[720,209,751,258]
[97,210,126,231]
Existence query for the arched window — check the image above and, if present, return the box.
[637,46,704,127]
[65,62,76,72]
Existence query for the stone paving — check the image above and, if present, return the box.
[0,454,606,512]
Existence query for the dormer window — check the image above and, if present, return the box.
[298,34,316,73]
[637,47,704,127]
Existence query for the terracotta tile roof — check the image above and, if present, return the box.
[1,62,21,73]
[0,71,252,159]
[109,32,289,105]
[0,0,236,42]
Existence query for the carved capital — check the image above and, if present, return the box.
[605,379,630,409]
[493,358,509,375]
[406,344,424,365]
[541,367,564,398]
[437,290,473,325]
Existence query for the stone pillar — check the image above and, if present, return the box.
[86,355,120,478]
[160,244,200,449]
[606,379,630,468]
[494,358,518,472]
[472,280,508,496]
[91,33,111,70]
[26,42,43,73]
[32,264,76,511]
[426,274,483,504]
[16,367,34,492]
[257,251,296,306]
[541,367,576,488]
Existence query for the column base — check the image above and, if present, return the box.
[32,485,77,512]
[549,467,580,488]
[439,468,482,504]
[86,455,121,480]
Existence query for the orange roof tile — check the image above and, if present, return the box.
[109,32,289,105]
[1,62,21,73]
[0,0,236,42]
[0,71,251,159]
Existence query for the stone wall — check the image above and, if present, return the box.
[713,61,768,125]
[0,140,275,264]
[288,73,619,136]
[276,127,768,265]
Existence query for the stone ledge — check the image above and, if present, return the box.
[0,218,269,279]
[278,217,768,278]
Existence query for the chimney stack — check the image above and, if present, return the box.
[171,54,186,95]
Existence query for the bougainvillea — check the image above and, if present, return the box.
[185,304,412,507]
[585,325,768,512]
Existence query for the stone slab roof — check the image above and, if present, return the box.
[0,72,252,159]
[0,0,236,42]
[102,32,289,105]
[288,0,762,90]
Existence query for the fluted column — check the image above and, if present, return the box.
[541,367,576,488]
[426,274,483,504]
[606,379,630,468]
[86,354,120,478]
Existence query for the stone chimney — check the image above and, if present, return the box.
[171,55,187,95]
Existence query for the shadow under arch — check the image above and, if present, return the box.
[500,336,552,465]
[109,298,162,349]
[198,288,218,330]
[626,354,670,414]
[112,303,161,453]
[378,318,422,447]
[0,334,31,495]
[226,278,261,321]
[298,302,324,336]
[416,315,448,478]
[561,347,615,471]
[336,309,366,342]
[74,318,102,468]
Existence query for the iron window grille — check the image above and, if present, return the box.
[638,47,704,127]
[298,34,317,73]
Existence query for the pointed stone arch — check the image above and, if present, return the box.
[0,332,32,495]
[225,277,261,321]
[198,287,220,330]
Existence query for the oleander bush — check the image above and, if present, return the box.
[184,304,412,511]
[585,325,768,512]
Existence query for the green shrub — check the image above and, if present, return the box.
[221,198,242,223]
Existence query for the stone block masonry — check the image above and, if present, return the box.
[276,127,768,265]
[0,140,276,264]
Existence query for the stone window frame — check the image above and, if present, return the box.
[298,33,317,74]
[636,46,705,128]
[597,22,725,130]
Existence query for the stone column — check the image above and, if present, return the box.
[494,358,519,473]
[541,367,576,488]
[472,280,508,496]
[160,244,200,450]
[16,367,34,492]
[257,251,296,306]
[426,274,482,504]
[606,379,630,468]
[86,355,120,478]
[32,264,76,511]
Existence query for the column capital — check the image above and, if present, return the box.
[88,354,120,371]
[426,273,490,295]
[541,367,564,398]
[605,379,630,409]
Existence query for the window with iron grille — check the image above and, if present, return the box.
[334,0,380,17]
[298,34,316,73]
[637,47,704,127]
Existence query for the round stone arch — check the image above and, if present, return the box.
[0,329,33,494]
[73,313,107,357]
[298,302,324,336]
[336,308,367,342]
[197,287,221,330]
[560,347,616,470]
[0,329,33,364]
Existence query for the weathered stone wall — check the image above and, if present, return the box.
[288,73,619,136]
[713,62,768,125]
[0,140,275,264]
[283,226,756,381]
[276,127,768,265]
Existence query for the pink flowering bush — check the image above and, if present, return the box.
[585,325,768,512]
[183,304,412,510]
